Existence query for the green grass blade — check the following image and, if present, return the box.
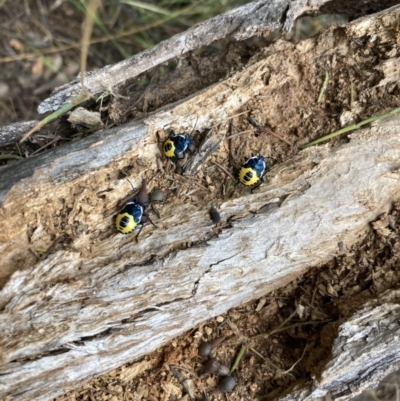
[0,154,24,160]
[229,344,246,375]
[20,92,91,143]
[303,106,400,148]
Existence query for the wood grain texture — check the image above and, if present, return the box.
[0,121,38,147]
[2,126,400,400]
[1,5,400,401]
[279,289,400,400]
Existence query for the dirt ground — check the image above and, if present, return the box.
[1,2,400,401]
[52,204,400,401]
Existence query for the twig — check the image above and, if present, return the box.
[208,111,249,130]
[227,318,283,372]
[252,310,298,340]
[225,129,254,140]
[311,275,319,307]
[248,347,282,372]
[259,126,292,147]
[29,136,63,156]
[170,364,199,379]
[247,116,292,146]
[279,341,309,375]
[248,346,266,361]
[212,161,237,183]
[184,175,210,191]
[251,318,332,340]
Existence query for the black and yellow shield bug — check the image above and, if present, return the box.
[163,131,196,162]
[163,118,198,163]
[115,180,156,239]
[238,155,267,191]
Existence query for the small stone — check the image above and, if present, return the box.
[204,326,213,336]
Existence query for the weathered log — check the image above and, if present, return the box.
[2,124,400,400]
[0,119,77,147]
[37,0,400,114]
[278,289,400,401]
[0,121,38,147]
[1,4,400,401]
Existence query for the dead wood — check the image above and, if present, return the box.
[1,4,400,401]
[278,289,400,401]
[2,124,400,400]
[0,119,76,147]
[37,0,400,114]
[0,121,38,147]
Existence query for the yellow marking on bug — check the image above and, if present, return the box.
[238,167,260,186]
[116,212,138,234]
[163,139,176,158]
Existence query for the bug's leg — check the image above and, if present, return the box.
[250,183,260,194]
[172,152,182,163]
[173,151,185,165]
[141,213,157,228]
[190,116,199,136]
[135,223,144,242]
[250,177,264,194]
[141,212,157,228]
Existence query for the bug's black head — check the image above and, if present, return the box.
[187,142,196,153]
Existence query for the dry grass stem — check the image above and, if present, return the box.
[212,161,237,183]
